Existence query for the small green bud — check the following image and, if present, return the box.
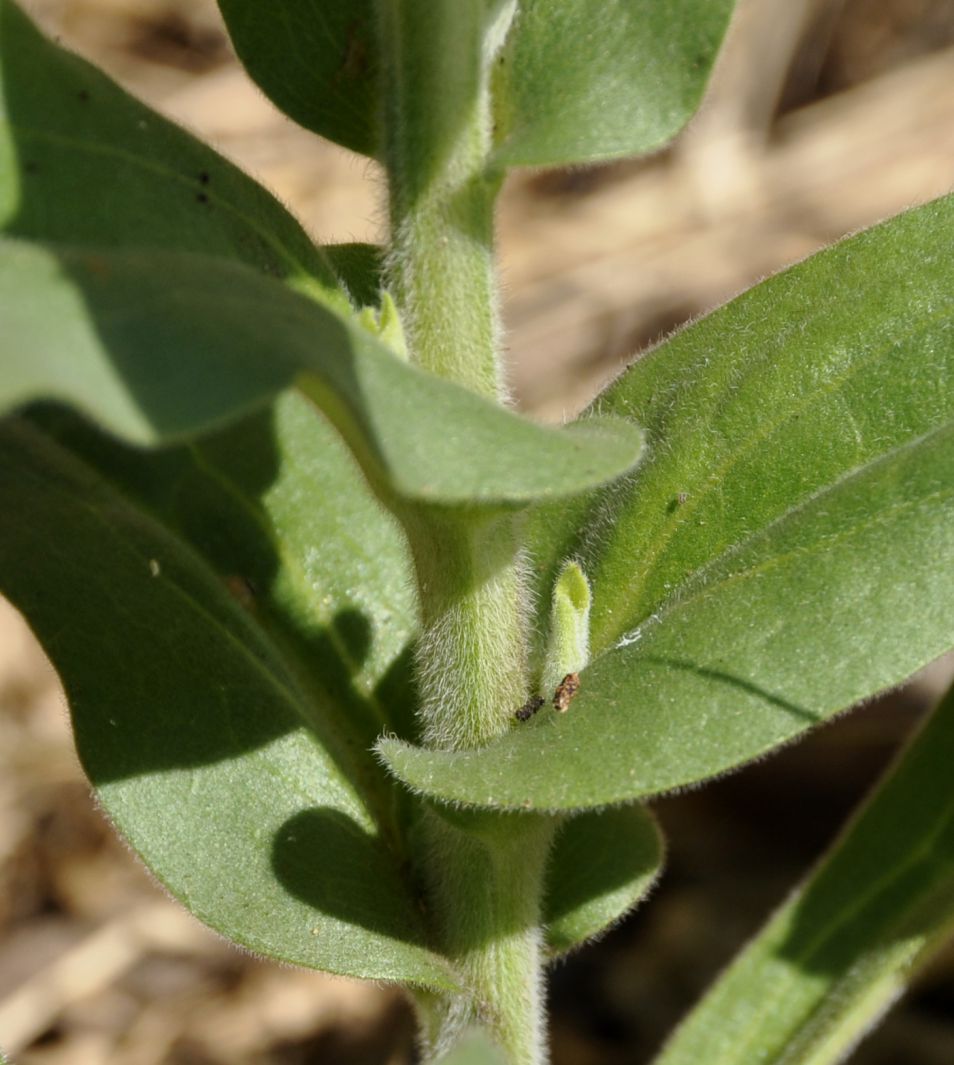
[376,291,409,360]
[357,291,409,360]
[541,560,591,700]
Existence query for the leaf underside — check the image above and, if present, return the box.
[0,392,656,979]
[0,239,644,508]
[492,0,736,167]
[0,400,458,988]
[0,0,343,303]
[380,194,954,811]
[543,804,663,956]
[216,0,379,159]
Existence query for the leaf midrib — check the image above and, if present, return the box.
[599,306,954,651]
[186,441,398,732]
[7,427,454,980]
[603,416,954,662]
[6,122,336,305]
[20,426,406,835]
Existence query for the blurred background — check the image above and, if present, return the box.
[3,0,954,1061]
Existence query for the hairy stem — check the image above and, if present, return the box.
[378,3,549,1062]
[414,809,555,1065]
[380,0,512,400]
[402,508,529,750]
[379,0,528,748]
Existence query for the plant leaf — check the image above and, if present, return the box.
[379,196,954,809]
[324,242,384,310]
[0,403,458,988]
[216,0,379,159]
[652,680,954,1065]
[0,239,644,505]
[30,391,423,752]
[543,804,663,957]
[0,1,644,511]
[491,0,736,168]
[217,0,737,172]
[0,0,348,308]
[587,195,954,657]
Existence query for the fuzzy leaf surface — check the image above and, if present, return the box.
[215,0,736,172]
[0,400,458,988]
[325,242,384,310]
[653,681,954,1065]
[379,196,954,810]
[0,0,348,306]
[0,240,644,504]
[543,805,663,956]
[492,0,735,167]
[216,0,379,158]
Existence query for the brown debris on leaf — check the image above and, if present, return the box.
[553,672,580,713]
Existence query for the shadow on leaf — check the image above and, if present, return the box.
[643,655,820,725]
[272,806,430,947]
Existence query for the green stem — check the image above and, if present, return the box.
[378,4,549,1062]
[379,0,528,748]
[414,809,555,1065]
[402,508,529,750]
[380,0,511,400]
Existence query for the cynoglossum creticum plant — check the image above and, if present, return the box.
[1,1,954,1063]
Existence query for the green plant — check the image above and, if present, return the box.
[1,2,953,1062]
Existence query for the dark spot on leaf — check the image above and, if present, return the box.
[224,576,257,610]
[338,21,369,82]
[77,89,90,103]
[82,254,112,280]
[198,171,210,185]
[196,191,210,205]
